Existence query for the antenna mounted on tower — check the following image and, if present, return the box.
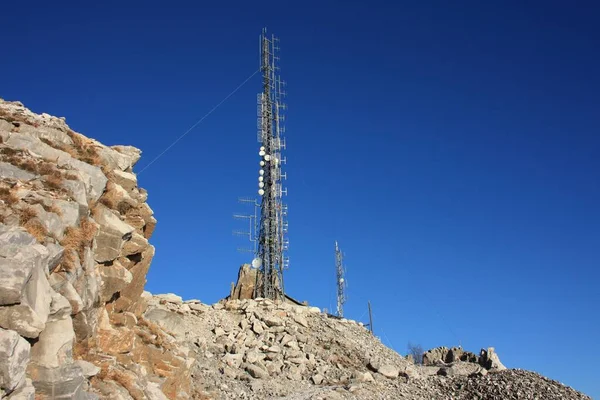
[233,197,259,254]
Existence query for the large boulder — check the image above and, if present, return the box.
[92,205,134,262]
[96,146,136,172]
[98,261,133,303]
[47,293,72,323]
[72,268,99,312]
[60,179,88,208]
[479,347,506,371]
[143,307,188,337]
[110,145,141,167]
[121,232,148,257]
[45,243,64,273]
[112,245,155,313]
[5,377,35,399]
[0,328,30,393]
[377,364,399,379]
[4,132,107,202]
[0,305,46,338]
[0,162,36,181]
[422,346,477,365]
[52,278,83,315]
[26,204,66,241]
[422,347,449,366]
[20,264,53,326]
[0,257,53,339]
[230,264,258,300]
[437,362,483,377]
[29,317,75,369]
[0,256,34,307]
[110,170,137,192]
[27,363,85,400]
[0,225,48,306]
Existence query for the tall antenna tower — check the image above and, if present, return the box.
[335,241,347,317]
[254,28,289,300]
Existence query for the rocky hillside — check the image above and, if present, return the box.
[0,99,592,400]
[144,295,591,400]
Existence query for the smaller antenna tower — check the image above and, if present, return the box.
[335,241,347,318]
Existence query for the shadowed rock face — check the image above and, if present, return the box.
[0,99,190,399]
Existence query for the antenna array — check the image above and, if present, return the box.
[233,198,259,254]
[335,241,347,317]
[254,28,289,300]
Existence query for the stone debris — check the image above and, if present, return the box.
[138,293,592,399]
[377,364,399,379]
[432,369,591,400]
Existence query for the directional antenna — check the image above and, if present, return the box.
[233,198,260,254]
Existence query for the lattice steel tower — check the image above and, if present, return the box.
[335,241,347,317]
[254,28,289,300]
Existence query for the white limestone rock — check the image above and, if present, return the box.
[0,328,30,393]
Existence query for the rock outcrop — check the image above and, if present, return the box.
[229,264,257,300]
[0,99,190,399]
[421,345,504,370]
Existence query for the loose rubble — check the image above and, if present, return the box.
[143,295,592,399]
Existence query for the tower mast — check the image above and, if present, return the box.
[254,28,288,300]
[335,241,347,317]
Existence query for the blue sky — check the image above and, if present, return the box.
[2,0,599,397]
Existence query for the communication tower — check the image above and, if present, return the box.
[253,28,289,300]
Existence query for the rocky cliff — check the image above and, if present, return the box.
[0,99,191,399]
[0,100,592,400]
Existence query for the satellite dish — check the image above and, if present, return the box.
[260,161,265,166]
[259,169,264,175]
[264,155,271,161]
[340,278,345,283]
[251,258,262,268]
[260,146,265,151]
[258,189,265,196]
[259,150,266,157]
[259,182,264,188]
[259,176,264,182]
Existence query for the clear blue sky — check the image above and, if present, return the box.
[2,1,598,397]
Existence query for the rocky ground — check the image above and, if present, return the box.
[144,295,592,400]
[0,99,592,399]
